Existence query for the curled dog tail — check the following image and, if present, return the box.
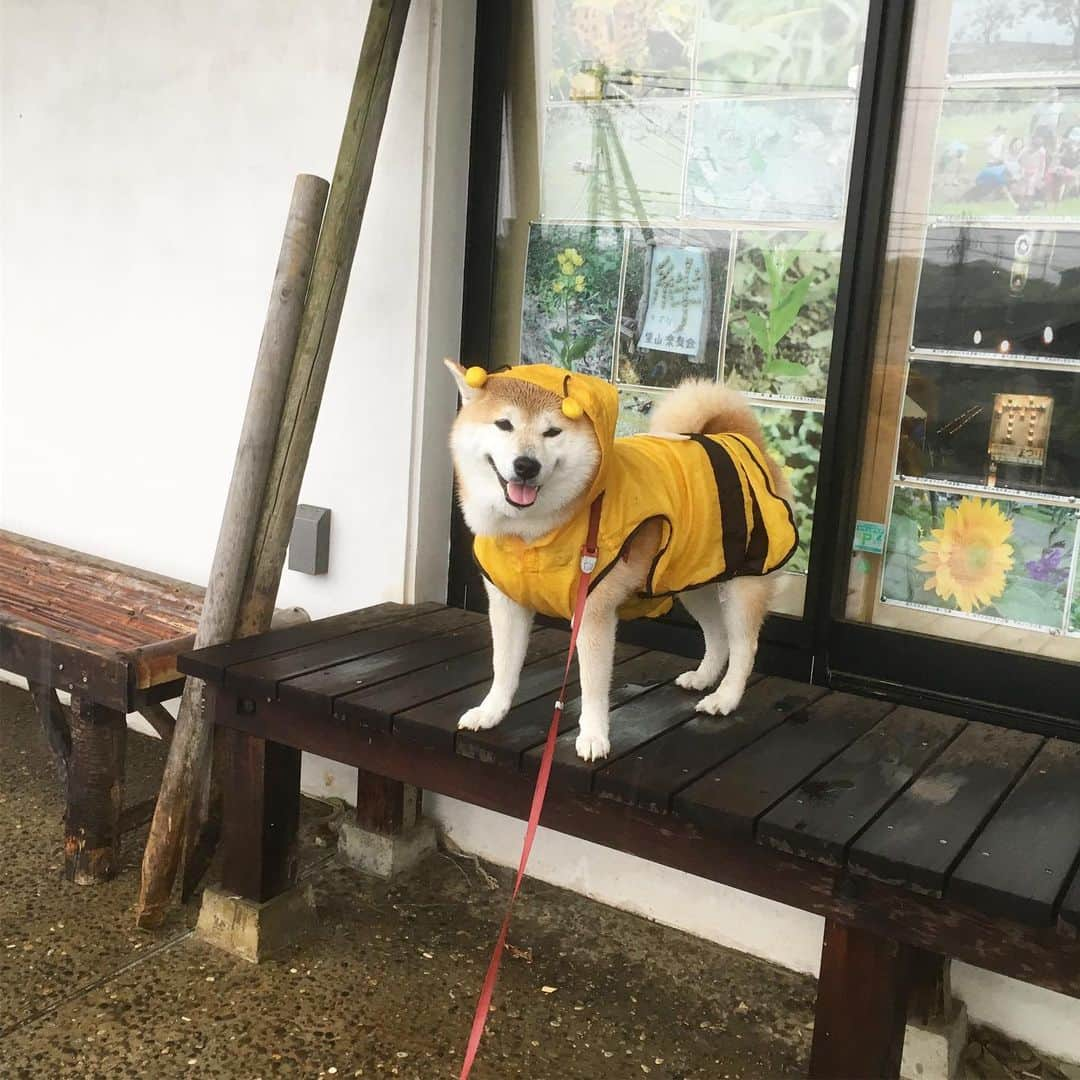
[648,379,790,498]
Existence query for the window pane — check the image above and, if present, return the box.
[846,0,1080,662]
[489,1,872,618]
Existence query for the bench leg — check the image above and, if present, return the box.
[64,696,126,884]
[220,726,301,902]
[809,919,912,1080]
[197,700,314,962]
[337,768,436,878]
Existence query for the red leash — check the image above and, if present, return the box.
[459,496,603,1080]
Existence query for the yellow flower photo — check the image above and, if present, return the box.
[916,497,1014,613]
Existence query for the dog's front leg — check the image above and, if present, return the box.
[458,583,532,731]
[574,600,617,762]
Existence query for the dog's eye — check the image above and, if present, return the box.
[542,427,562,438]
[494,419,513,432]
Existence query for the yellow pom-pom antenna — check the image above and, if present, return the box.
[464,366,488,389]
[561,397,584,420]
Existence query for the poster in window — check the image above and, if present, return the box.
[948,1,1080,79]
[541,101,688,223]
[912,225,1080,361]
[685,97,856,222]
[898,359,1080,499]
[547,0,698,101]
[1071,554,1080,636]
[722,229,841,402]
[695,0,869,93]
[520,222,625,379]
[882,486,1077,633]
[616,228,730,387]
[929,89,1080,220]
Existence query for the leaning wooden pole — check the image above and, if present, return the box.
[235,0,412,635]
[135,175,329,928]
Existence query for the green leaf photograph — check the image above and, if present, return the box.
[520,222,625,378]
[695,0,870,92]
[882,486,1077,632]
[723,230,841,401]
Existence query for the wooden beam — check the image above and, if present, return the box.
[235,0,413,635]
[809,920,912,1079]
[134,174,329,928]
[28,681,71,779]
[355,769,419,835]
[65,697,127,884]
[137,702,175,743]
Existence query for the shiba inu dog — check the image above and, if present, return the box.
[445,360,797,762]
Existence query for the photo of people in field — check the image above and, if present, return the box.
[931,88,1080,219]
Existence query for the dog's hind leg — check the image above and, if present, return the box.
[675,585,728,691]
[458,583,533,731]
[696,576,772,717]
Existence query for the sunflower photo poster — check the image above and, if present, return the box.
[882,487,1078,632]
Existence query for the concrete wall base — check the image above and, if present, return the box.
[902,1002,969,1080]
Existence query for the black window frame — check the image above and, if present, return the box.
[449,0,1080,740]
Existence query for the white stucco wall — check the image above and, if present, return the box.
[1,1,1078,1066]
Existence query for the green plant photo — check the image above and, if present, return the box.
[724,230,841,400]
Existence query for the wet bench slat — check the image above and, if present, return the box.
[277,620,494,714]
[758,708,964,866]
[849,724,1043,896]
[226,607,480,697]
[597,676,813,813]
[335,628,570,729]
[448,643,647,764]
[673,691,887,835]
[182,602,440,682]
[947,739,1080,925]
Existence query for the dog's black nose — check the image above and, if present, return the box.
[513,456,541,481]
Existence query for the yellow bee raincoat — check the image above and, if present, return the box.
[473,365,798,621]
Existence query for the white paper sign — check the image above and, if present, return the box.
[638,245,709,358]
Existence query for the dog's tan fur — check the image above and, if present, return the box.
[445,360,791,761]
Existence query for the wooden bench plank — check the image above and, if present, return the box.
[179,601,441,681]
[849,724,1043,896]
[225,607,479,698]
[394,641,644,754]
[947,739,1080,926]
[455,646,666,767]
[277,621,494,713]
[334,628,569,729]
[757,707,963,866]
[671,690,885,832]
[596,675,813,813]
[522,653,701,793]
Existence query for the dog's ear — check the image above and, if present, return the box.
[443,358,485,404]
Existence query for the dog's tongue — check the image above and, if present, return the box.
[508,481,538,507]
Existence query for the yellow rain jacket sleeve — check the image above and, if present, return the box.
[472,365,798,622]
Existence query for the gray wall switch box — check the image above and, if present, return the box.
[289,505,331,575]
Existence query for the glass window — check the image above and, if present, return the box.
[846,0,1080,662]
[489,0,873,618]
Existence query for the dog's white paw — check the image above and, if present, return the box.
[676,668,719,692]
[575,730,611,762]
[696,681,744,717]
[458,704,505,731]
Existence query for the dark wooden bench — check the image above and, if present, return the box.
[180,601,1080,1079]
[0,530,203,882]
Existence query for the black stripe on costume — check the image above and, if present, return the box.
[732,451,770,576]
[727,432,799,572]
[689,434,755,578]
